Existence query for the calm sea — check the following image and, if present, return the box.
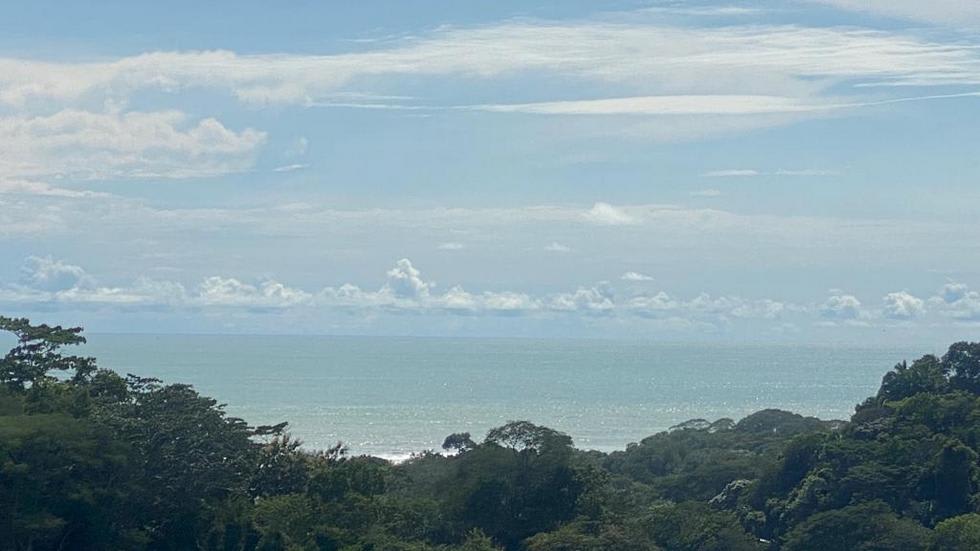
[75,335,930,459]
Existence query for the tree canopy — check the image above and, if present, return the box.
[4,316,980,550]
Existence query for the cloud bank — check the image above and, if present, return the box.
[3,257,977,338]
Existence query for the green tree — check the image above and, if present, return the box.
[0,316,96,391]
[484,421,573,456]
[924,438,977,520]
[439,422,593,549]
[524,521,660,551]
[782,501,931,551]
[443,432,476,454]
[943,342,980,393]
[932,513,980,550]
[0,406,137,549]
[639,502,762,551]
[95,376,263,549]
[459,528,503,551]
[878,355,948,402]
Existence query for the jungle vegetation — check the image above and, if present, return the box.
[3,316,980,550]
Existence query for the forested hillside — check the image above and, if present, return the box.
[3,316,980,550]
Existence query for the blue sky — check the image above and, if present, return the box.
[2,0,980,343]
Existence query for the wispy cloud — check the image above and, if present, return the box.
[3,195,971,269]
[809,0,980,27]
[704,168,838,178]
[272,163,310,173]
[0,16,977,179]
[544,242,572,253]
[473,95,834,116]
[0,110,265,180]
[583,202,637,225]
[704,169,760,177]
[3,22,980,109]
[642,5,763,18]
[0,178,109,198]
[774,169,838,176]
[621,271,654,281]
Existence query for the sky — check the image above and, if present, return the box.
[2,0,980,344]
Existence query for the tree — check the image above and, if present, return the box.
[443,432,476,454]
[484,421,572,456]
[925,439,977,520]
[639,502,762,551]
[943,342,980,393]
[782,501,931,551]
[12,319,980,550]
[439,422,592,549]
[878,355,948,402]
[460,528,503,551]
[0,412,135,550]
[734,409,829,435]
[0,316,96,391]
[94,376,262,548]
[932,514,980,550]
[250,434,310,497]
[524,521,660,551]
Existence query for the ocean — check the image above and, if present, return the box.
[78,335,931,459]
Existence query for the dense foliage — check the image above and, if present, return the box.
[3,316,980,550]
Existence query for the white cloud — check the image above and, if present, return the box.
[383,258,432,299]
[272,163,309,173]
[544,242,572,253]
[626,291,681,316]
[428,287,540,313]
[583,202,636,225]
[704,169,760,177]
[731,299,787,320]
[2,21,979,110]
[704,168,837,178]
[437,242,465,250]
[4,194,973,281]
[130,277,188,305]
[932,282,980,320]
[820,293,863,320]
[0,178,107,198]
[53,285,164,305]
[198,276,311,308]
[691,189,723,197]
[11,255,980,334]
[774,169,838,177]
[0,197,64,236]
[621,271,654,281]
[0,256,773,324]
[313,260,543,315]
[4,256,187,305]
[810,0,980,27]
[642,5,762,17]
[4,197,972,286]
[0,16,975,176]
[475,95,834,116]
[941,282,969,303]
[549,284,616,313]
[490,91,980,122]
[21,256,92,291]
[623,291,788,322]
[481,291,539,312]
[0,110,265,180]
[882,290,925,319]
